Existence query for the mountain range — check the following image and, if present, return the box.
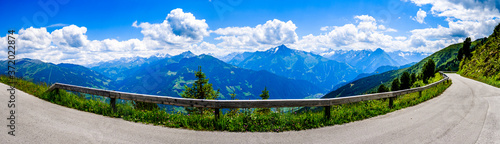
[0,58,112,89]
[5,52,324,100]
[90,55,169,82]
[227,44,360,91]
[323,38,485,98]
[4,44,434,101]
[113,54,323,99]
[320,48,428,73]
[387,51,429,65]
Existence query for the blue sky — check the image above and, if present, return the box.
[2,0,438,39]
[1,0,499,65]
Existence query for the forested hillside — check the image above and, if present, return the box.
[459,23,500,87]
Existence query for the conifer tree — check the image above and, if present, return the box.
[410,73,417,85]
[260,87,270,100]
[458,47,463,61]
[391,78,400,91]
[257,87,270,114]
[463,37,472,59]
[181,66,220,114]
[400,72,411,90]
[422,59,436,83]
[230,92,236,100]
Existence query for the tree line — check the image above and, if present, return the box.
[378,59,436,93]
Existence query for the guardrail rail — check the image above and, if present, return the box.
[46,72,450,120]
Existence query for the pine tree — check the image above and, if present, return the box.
[400,72,411,90]
[458,47,463,61]
[257,87,270,114]
[260,87,270,100]
[378,84,389,93]
[422,59,436,83]
[463,37,472,59]
[391,78,400,91]
[181,66,220,114]
[494,22,500,36]
[230,92,236,100]
[410,73,417,85]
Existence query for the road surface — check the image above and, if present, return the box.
[1,74,499,143]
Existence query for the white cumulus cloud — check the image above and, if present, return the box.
[412,8,427,24]
[213,19,298,51]
[18,27,52,50]
[405,0,500,51]
[292,15,404,53]
[320,26,330,31]
[4,26,162,65]
[133,8,209,46]
[51,25,89,48]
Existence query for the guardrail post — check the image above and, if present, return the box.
[214,108,220,120]
[214,108,220,130]
[389,97,394,109]
[324,106,331,120]
[110,98,117,113]
[419,91,422,97]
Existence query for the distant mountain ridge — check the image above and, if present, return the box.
[90,51,198,82]
[90,56,167,81]
[226,52,255,65]
[3,55,324,100]
[115,54,323,100]
[0,58,112,89]
[88,50,325,99]
[229,44,360,91]
[321,48,412,73]
[387,51,429,65]
[6,44,435,101]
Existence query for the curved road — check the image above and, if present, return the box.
[2,74,500,143]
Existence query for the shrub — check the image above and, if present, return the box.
[134,101,159,111]
[377,84,389,93]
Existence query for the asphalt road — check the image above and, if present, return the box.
[1,74,499,144]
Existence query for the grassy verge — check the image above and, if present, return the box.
[0,74,451,132]
[458,72,500,88]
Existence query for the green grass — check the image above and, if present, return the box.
[457,73,500,88]
[0,74,451,132]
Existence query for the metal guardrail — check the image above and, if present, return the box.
[46,72,450,119]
